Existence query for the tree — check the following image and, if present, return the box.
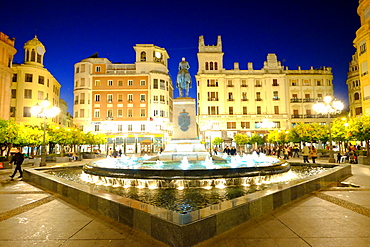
[212,137,224,146]
[249,133,264,147]
[233,133,249,152]
[0,120,19,160]
[292,123,327,143]
[331,118,350,152]
[348,115,370,157]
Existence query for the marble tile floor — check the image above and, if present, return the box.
[0,160,369,247]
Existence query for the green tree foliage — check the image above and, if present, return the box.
[249,133,264,146]
[0,120,19,159]
[212,137,224,146]
[348,115,370,157]
[292,123,327,143]
[233,133,249,152]
[331,118,350,152]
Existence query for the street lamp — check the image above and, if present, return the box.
[313,96,344,163]
[31,98,60,166]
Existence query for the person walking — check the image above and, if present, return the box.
[310,146,318,163]
[9,148,25,179]
[302,144,310,163]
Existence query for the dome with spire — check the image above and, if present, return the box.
[25,35,44,47]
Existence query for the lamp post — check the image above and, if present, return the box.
[313,96,344,163]
[31,98,60,166]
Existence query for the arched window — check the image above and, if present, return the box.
[31,49,36,62]
[354,92,360,100]
[215,62,218,70]
[210,62,213,70]
[141,51,146,61]
[205,62,208,70]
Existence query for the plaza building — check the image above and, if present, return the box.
[0,32,16,120]
[11,36,62,126]
[354,0,370,114]
[347,52,362,117]
[196,36,335,146]
[73,44,173,153]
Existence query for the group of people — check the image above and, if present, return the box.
[301,144,318,163]
[221,146,237,155]
[108,148,123,158]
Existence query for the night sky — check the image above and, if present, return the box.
[2,0,360,114]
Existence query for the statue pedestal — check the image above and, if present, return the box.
[160,97,208,161]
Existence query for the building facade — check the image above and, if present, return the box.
[354,0,370,114]
[347,52,362,117]
[11,36,62,126]
[196,36,335,146]
[73,44,173,153]
[0,32,17,120]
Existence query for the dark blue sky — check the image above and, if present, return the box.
[2,0,360,113]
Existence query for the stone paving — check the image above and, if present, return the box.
[0,158,369,246]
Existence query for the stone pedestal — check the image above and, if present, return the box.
[160,97,208,161]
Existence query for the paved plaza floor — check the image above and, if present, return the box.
[0,157,369,247]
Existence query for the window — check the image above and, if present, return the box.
[80,78,85,87]
[228,92,233,100]
[210,62,214,70]
[107,94,113,103]
[293,110,299,116]
[25,73,33,82]
[160,95,165,103]
[243,106,247,115]
[141,51,146,61]
[208,92,218,101]
[291,80,298,86]
[108,80,113,86]
[38,91,44,100]
[96,66,101,72]
[80,93,85,104]
[207,79,218,87]
[354,92,360,100]
[153,95,158,102]
[10,107,15,117]
[153,79,158,89]
[227,80,233,87]
[80,109,85,118]
[140,94,146,102]
[141,124,145,131]
[128,124,133,131]
[318,94,323,100]
[107,109,113,118]
[303,80,310,86]
[23,107,31,117]
[255,80,262,87]
[316,80,322,86]
[38,76,44,85]
[241,122,250,129]
[95,125,100,131]
[12,74,17,82]
[140,109,146,117]
[355,107,362,115]
[362,61,369,76]
[205,62,209,70]
[118,94,123,102]
[273,91,279,100]
[208,106,219,115]
[241,80,247,87]
[118,80,123,86]
[95,80,101,86]
[117,109,123,117]
[24,89,32,99]
[11,89,16,98]
[160,80,165,90]
[154,110,159,116]
[95,94,100,102]
[81,64,85,72]
[360,40,367,55]
[118,125,123,131]
[272,79,278,86]
[75,111,78,118]
[127,109,133,117]
[256,92,262,101]
[128,80,133,86]
[257,106,261,114]
[227,122,236,129]
[215,62,218,70]
[229,107,233,115]
[94,110,100,118]
[128,94,133,102]
[140,80,146,86]
[273,121,281,128]
[274,106,279,114]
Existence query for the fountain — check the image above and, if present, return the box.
[22,58,352,247]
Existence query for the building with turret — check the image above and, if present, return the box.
[196,36,335,145]
[73,44,173,153]
[11,36,62,125]
[347,52,362,117]
[0,32,16,120]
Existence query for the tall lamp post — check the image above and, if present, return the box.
[31,99,60,166]
[313,96,344,163]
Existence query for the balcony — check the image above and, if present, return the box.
[290,98,302,103]
[241,85,248,87]
[273,97,279,101]
[227,85,234,87]
[227,99,234,101]
[208,98,219,101]
[303,98,315,103]
[255,84,262,87]
[292,114,302,119]
[242,99,248,101]
[256,98,262,101]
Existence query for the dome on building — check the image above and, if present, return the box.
[24,35,44,47]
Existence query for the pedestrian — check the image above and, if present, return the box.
[302,144,310,163]
[293,145,300,158]
[9,148,25,179]
[283,146,289,160]
[310,146,318,163]
[337,152,342,163]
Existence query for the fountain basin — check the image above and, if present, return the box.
[82,161,290,180]
[23,163,351,247]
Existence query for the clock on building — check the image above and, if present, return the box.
[36,46,45,55]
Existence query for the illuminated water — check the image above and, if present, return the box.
[49,166,328,214]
